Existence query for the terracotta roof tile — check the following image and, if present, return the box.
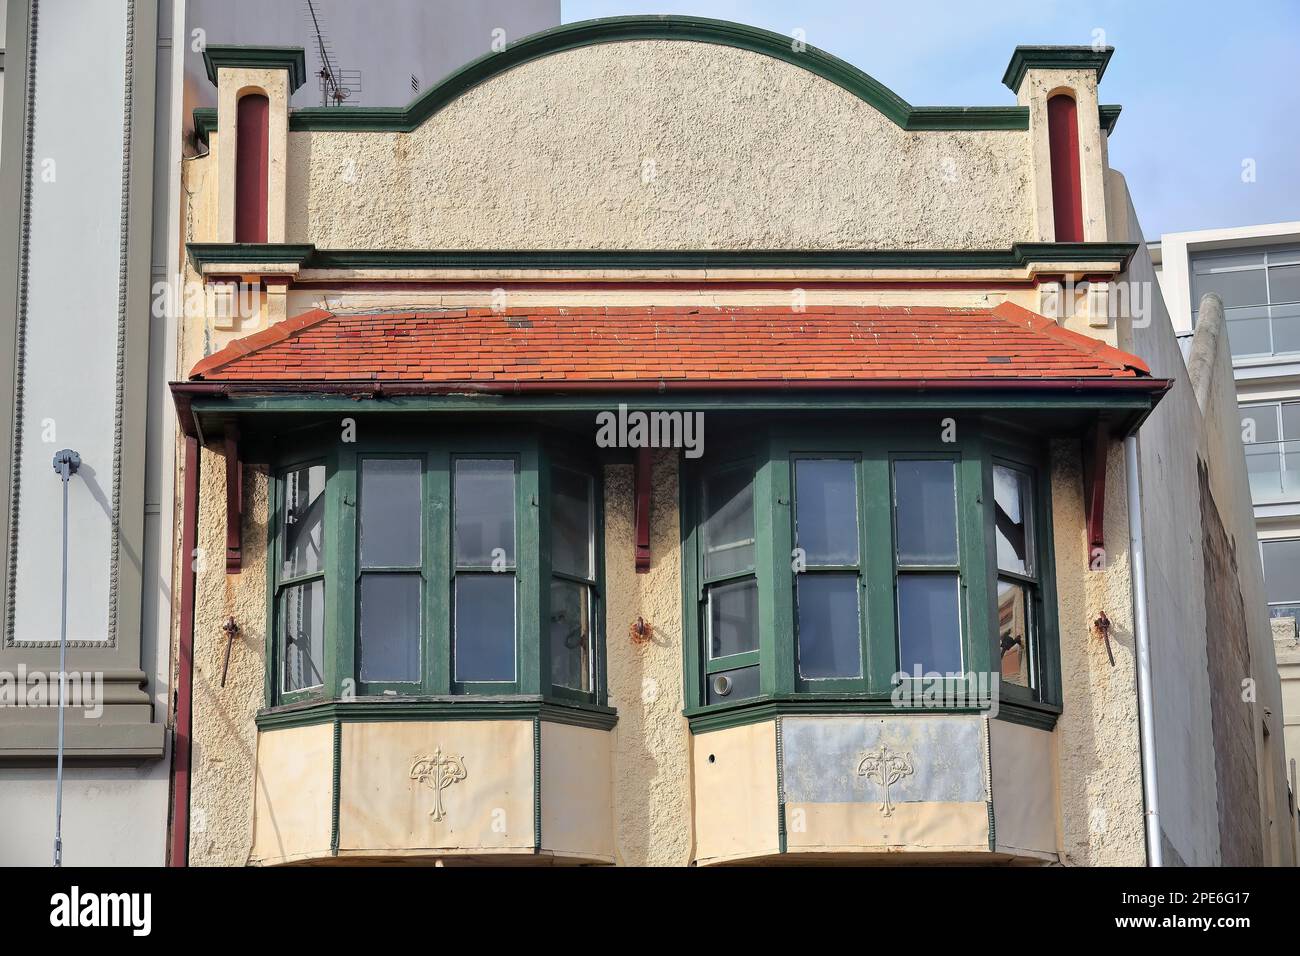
[188,302,1155,385]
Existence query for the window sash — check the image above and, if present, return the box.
[545,457,604,703]
[791,455,866,683]
[268,434,596,706]
[686,428,1054,714]
[272,459,329,704]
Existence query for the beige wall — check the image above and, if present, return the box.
[280,42,1032,252]
[602,451,694,866]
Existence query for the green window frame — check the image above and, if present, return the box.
[265,428,607,709]
[682,422,1060,719]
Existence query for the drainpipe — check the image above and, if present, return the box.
[169,435,200,866]
[1125,434,1162,866]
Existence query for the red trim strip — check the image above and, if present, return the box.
[1047,94,1084,243]
[235,94,269,244]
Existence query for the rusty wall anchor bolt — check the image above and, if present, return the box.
[220,617,240,687]
[630,616,654,644]
[1093,611,1115,667]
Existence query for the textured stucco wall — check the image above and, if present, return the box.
[1049,438,1145,866]
[187,447,269,866]
[283,40,1032,251]
[603,450,693,865]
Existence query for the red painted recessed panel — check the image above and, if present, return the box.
[1047,94,1084,243]
[235,94,269,243]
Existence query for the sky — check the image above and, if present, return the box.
[561,0,1300,240]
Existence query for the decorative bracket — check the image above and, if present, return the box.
[224,424,243,573]
[1082,422,1108,563]
[634,448,652,573]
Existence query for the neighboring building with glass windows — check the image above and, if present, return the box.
[168,19,1296,866]
[1152,221,1300,814]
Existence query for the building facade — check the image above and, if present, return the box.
[167,18,1295,865]
[1152,222,1300,825]
[0,0,558,867]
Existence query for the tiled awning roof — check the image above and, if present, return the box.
[189,302,1155,386]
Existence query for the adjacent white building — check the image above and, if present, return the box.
[1152,221,1300,798]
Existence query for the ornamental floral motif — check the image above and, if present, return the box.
[409,749,468,822]
[856,744,914,817]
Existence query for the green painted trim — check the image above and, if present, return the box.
[191,16,1028,144]
[1098,104,1122,134]
[1001,45,1114,92]
[255,696,618,732]
[686,696,1058,734]
[186,242,314,269]
[330,720,341,856]
[189,393,1161,417]
[185,240,1139,273]
[193,107,217,146]
[993,701,1061,731]
[202,44,307,92]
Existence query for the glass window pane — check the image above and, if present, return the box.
[1282,403,1300,441]
[894,460,958,565]
[1193,251,1266,272]
[708,577,758,659]
[1270,302,1300,355]
[993,465,1034,576]
[1224,305,1271,356]
[707,468,759,580]
[1262,539,1300,605]
[997,579,1033,688]
[454,574,516,682]
[1240,405,1280,444]
[796,573,862,679]
[360,458,422,568]
[455,459,515,568]
[1268,263,1300,304]
[282,464,325,578]
[358,573,421,683]
[897,574,962,674]
[1193,265,1267,309]
[551,468,592,579]
[550,579,592,692]
[703,468,755,579]
[282,579,324,692]
[795,459,859,566]
[706,664,760,705]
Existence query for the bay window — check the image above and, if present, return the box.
[701,464,761,704]
[683,422,1060,722]
[267,431,606,709]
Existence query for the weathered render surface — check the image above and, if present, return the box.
[282,41,1033,251]
[602,452,693,866]
[187,452,268,866]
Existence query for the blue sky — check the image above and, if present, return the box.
[562,0,1300,240]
